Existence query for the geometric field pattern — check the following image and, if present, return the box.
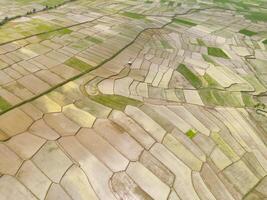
[0,0,267,199]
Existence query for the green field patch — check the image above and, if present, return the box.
[88,94,143,111]
[64,57,94,72]
[239,29,257,36]
[85,36,103,44]
[0,18,61,42]
[186,129,197,139]
[122,12,146,19]
[263,39,267,44]
[57,28,73,35]
[243,75,266,95]
[15,0,34,4]
[16,0,66,6]
[199,89,244,107]
[38,28,72,40]
[208,47,229,59]
[0,96,11,112]
[30,19,60,32]
[203,73,222,88]
[160,40,172,49]
[202,54,218,65]
[211,132,239,160]
[177,64,203,88]
[168,1,175,6]
[199,90,218,106]
[70,39,92,50]
[173,18,197,26]
[242,93,257,107]
[41,0,66,7]
[197,38,206,46]
[213,90,243,107]
[245,12,267,22]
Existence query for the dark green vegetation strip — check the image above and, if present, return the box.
[177,64,202,88]
[88,94,143,111]
[263,39,267,44]
[64,57,94,72]
[173,18,197,26]
[122,12,146,19]
[0,96,11,111]
[186,129,197,139]
[208,47,229,59]
[239,29,257,36]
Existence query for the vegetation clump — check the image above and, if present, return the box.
[186,129,197,139]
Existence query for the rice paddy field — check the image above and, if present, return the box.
[0,0,266,200]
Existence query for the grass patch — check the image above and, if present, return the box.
[263,39,267,44]
[208,47,229,59]
[64,57,94,72]
[173,18,197,26]
[88,94,143,111]
[186,129,197,139]
[122,12,146,19]
[177,64,203,88]
[239,29,257,36]
[0,96,11,111]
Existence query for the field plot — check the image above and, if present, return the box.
[0,0,266,200]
